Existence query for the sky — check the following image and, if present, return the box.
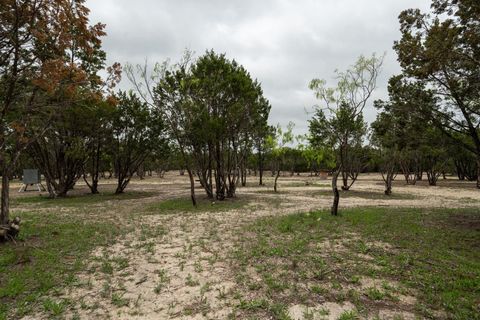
[86,0,431,136]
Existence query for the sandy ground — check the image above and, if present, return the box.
[15,172,479,320]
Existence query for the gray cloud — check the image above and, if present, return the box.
[87,0,431,135]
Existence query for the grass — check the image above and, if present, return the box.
[0,211,121,319]
[231,207,480,319]
[147,197,249,214]
[2,178,478,319]
[11,191,155,208]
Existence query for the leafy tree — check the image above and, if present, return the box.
[29,102,91,198]
[127,50,270,204]
[0,0,120,235]
[82,100,116,194]
[267,122,294,193]
[394,0,480,188]
[449,136,478,181]
[110,91,167,194]
[309,53,383,215]
[252,104,273,186]
[372,76,434,186]
[421,128,450,186]
[298,135,335,176]
[371,102,401,195]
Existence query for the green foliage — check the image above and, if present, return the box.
[394,0,480,184]
[110,91,168,193]
[267,122,295,159]
[309,54,383,191]
[149,50,271,199]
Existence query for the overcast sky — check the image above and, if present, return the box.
[86,0,431,135]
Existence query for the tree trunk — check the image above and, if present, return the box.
[341,170,350,191]
[477,156,480,189]
[187,169,197,206]
[258,149,264,185]
[416,171,423,181]
[384,173,393,195]
[1,169,10,226]
[274,170,280,193]
[331,169,341,216]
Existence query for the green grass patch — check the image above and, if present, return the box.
[147,197,249,214]
[11,191,155,208]
[231,207,480,319]
[0,211,121,319]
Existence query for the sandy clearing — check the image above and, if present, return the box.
[18,173,478,319]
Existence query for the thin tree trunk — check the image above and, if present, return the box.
[274,169,280,193]
[187,169,197,206]
[1,169,10,225]
[477,156,480,189]
[259,150,264,186]
[331,168,341,216]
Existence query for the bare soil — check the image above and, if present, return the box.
[14,172,479,319]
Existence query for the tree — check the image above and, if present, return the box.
[252,102,272,186]
[309,54,383,215]
[267,122,294,193]
[110,91,167,194]
[371,102,400,195]
[29,102,90,198]
[82,99,116,194]
[372,76,433,186]
[127,50,270,204]
[394,0,480,188]
[449,136,478,181]
[0,0,117,232]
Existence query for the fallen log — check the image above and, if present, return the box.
[0,217,21,242]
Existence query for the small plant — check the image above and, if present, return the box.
[338,310,359,320]
[100,260,114,274]
[43,298,66,316]
[111,293,129,308]
[349,275,361,284]
[185,274,200,287]
[366,287,385,301]
[194,261,203,273]
[217,287,227,300]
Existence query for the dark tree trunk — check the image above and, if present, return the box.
[477,156,480,189]
[427,170,439,186]
[258,149,264,185]
[341,171,349,191]
[137,164,145,180]
[84,142,101,194]
[187,169,197,206]
[416,171,423,181]
[385,185,392,195]
[383,168,395,196]
[1,169,10,226]
[331,169,341,216]
[274,170,280,193]
[241,165,247,187]
[115,173,130,194]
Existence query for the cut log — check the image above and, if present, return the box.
[0,217,21,241]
